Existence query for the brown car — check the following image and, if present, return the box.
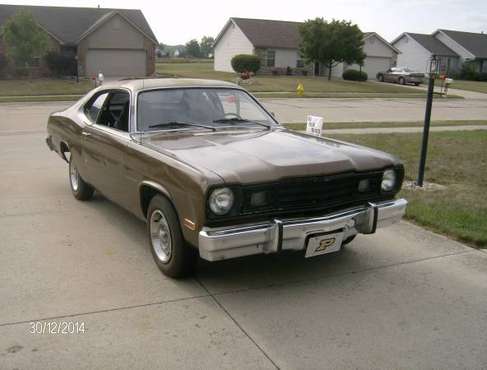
[46,79,407,278]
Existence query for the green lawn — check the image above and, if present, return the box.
[450,80,487,94]
[0,79,93,97]
[325,131,487,247]
[283,120,487,131]
[156,62,424,95]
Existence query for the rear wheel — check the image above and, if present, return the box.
[69,155,94,201]
[377,74,384,82]
[147,195,196,278]
[399,77,406,85]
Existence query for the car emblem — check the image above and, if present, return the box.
[315,237,336,252]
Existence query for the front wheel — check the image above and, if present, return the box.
[399,77,406,85]
[69,155,94,201]
[377,74,384,82]
[147,195,196,278]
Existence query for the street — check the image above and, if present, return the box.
[264,89,487,123]
[1,102,487,369]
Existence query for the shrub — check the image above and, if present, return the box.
[459,61,478,80]
[286,66,293,75]
[476,72,487,82]
[0,54,8,77]
[44,51,76,76]
[342,69,367,81]
[231,54,261,74]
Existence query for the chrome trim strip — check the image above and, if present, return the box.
[198,199,407,261]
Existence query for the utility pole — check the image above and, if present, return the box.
[416,56,438,187]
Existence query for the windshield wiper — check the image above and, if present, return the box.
[148,121,216,131]
[213,118,271,130]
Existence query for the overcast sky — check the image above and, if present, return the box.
[3,0,487,44]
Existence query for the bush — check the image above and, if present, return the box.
[44,51,76,76]
[476,72,487,82]
[0,55,7,78]
[459,61,477,80]
[231,54,261,74]
[342,69,368,81]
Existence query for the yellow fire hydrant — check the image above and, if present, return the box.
[296,82,304,97]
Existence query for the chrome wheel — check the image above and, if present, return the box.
[70,161,79,192]
[150,210,172,263]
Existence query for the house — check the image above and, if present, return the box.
[392,33,458,73]
[392,30,487,74]
[433,30,487,73]
[0,4,158,77]
[213,17,399,79]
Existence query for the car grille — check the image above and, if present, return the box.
[241,171,384,215]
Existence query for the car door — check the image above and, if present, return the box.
[384,68,394,82]
[81,90,132,208]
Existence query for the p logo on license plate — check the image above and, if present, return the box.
[315,237,336,252]
[305,231,343,258]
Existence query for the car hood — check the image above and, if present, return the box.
[138,128,400,184]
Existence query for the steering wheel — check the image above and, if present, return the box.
[224,112,242,120]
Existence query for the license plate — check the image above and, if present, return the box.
[305,231,344,258]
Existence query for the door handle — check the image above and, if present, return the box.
[82,132,92,137]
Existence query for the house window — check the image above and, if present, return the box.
[266,50,275,67]
[296,59,304,68]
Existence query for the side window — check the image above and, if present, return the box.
[85,92,109,122]
[97,91,130,132]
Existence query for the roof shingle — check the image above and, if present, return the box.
[232,18,302,49]
[407,33,458,56]
[0,4,157,45]
[439,29,487,59]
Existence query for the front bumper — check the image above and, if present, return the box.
[198,199,407,261]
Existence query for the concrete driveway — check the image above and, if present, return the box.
[1,103,487,369]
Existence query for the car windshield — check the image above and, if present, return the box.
[137,88,276,132]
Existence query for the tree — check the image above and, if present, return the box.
[185,39,201,58]
[2,10,49,68]
[157,42,167,57]
[200,36,215,58]
[299,18,365,80]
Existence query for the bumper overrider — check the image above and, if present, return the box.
[199,199,407,261]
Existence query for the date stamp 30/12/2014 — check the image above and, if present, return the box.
[29,321,86,335]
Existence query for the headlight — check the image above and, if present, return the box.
[209,187,234,215]
[381,169,396,192]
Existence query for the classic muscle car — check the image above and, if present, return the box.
[377,67,425,85]
[46,79,407,278]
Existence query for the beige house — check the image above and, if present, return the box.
[0,4,158,77]
[214,18,399,79]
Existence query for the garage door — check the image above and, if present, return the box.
[85,49,146,77]
[364,57,392,80]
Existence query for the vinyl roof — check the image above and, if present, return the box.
[104,78,240,92]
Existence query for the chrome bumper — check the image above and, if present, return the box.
[198,199,407,261]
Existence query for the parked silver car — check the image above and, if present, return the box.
[377,67,425,86]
